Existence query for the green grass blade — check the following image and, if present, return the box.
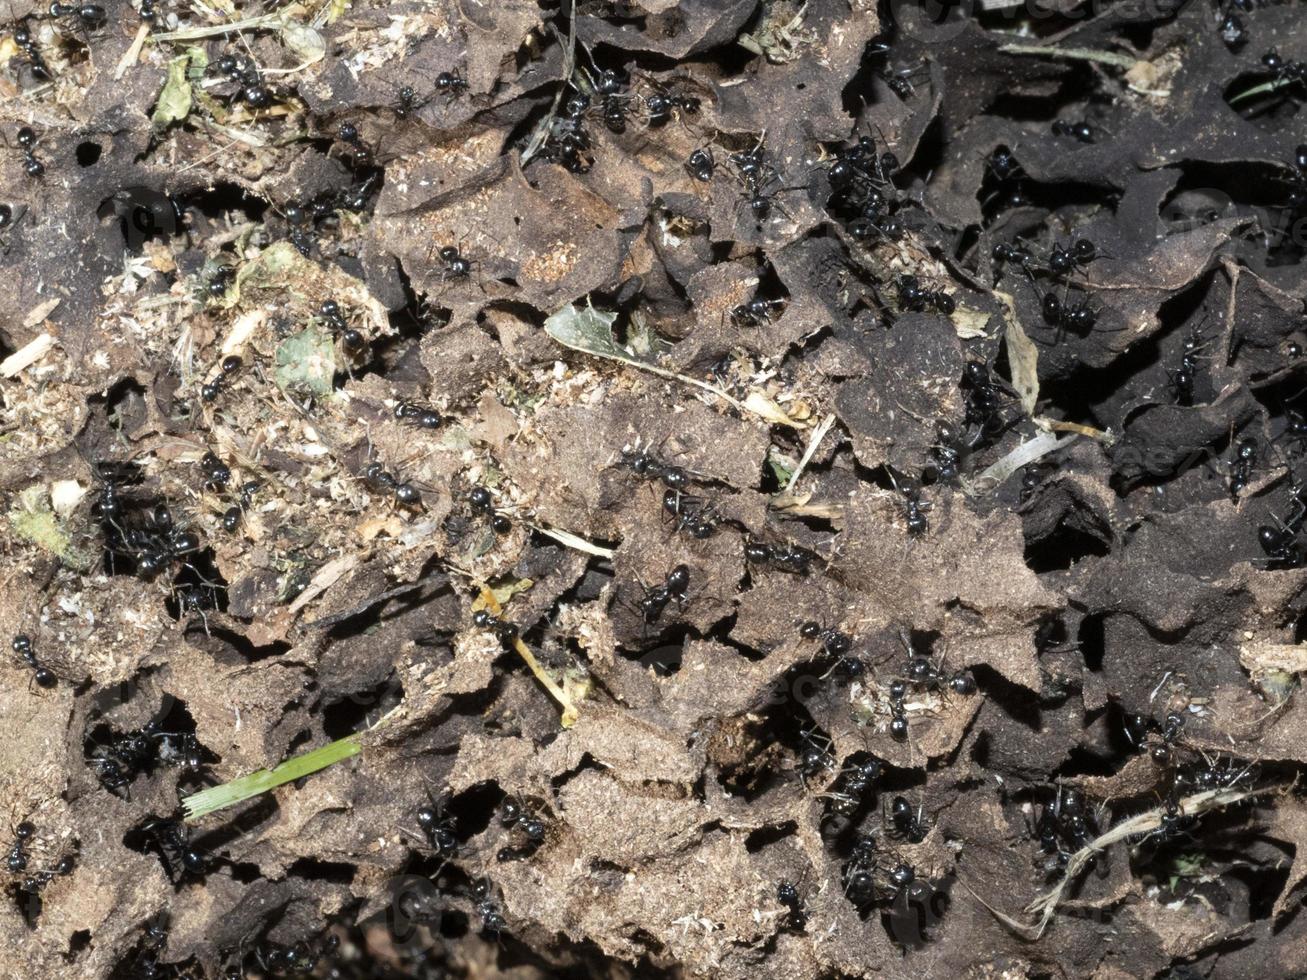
[1229,77,1291,106]
[181,733,363,822]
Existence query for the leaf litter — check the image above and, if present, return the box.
[4,0,1307,977]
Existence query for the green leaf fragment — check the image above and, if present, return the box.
[766,449,795,486]
[9,487,93,570]
[281,22,325,64]
[275,325,337,399]
[152,52,196,130]
[544,303,624,358]
[545,301,799,428]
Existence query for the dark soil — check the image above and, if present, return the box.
[3,1,1307,977]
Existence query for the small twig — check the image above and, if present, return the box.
[545,301,802,428]
[150,12,284,41]
[114,23,150,79]
[784,414,835,493]
[1012,783,1283,938]
[998,44,1139,71]
[963,429,1068,496]
[521,2,578,164]
[528,524,615,559]
[477,586,581,727]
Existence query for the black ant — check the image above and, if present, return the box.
[199,262,239,305]
[394,401,442,430]
[200,451,231,492]
[1047,239,1101,278]
[1177,753,1254,793]
[1027,270,1104,344]
[744,539,817,575]
[728,133,800,224]
[464,484,511,535]
[1261,48,1307,98]
[1215,0,1254,48]
[200,354,242,403]
[222,481,258,533]
[887,679,909,741]
[436,69,468,97]
[13,634,55,690]
[639,564,690,623]
[1220,11,1248,48]
[499,796,547,858]
[981,147,1029,214]
[848,207,905,244]
[842,832,879,910]
[883,862,937,927]
[334,121,375,169]
[730,294,786,327]
[1033,786,1100,876]
[992,240,1035,272]
[211,52,275,109]
[585,67,634,133]
[414,795,458,859]
[685,146,715,182]
[1167,324,1208,407]
[821,758,880,819]
[619,444,693,491]
[472,877,507,934]
[1051,119,1096,143]
[0,202,20,253]
[1148,791,1192,844]
[436,244,473,280]
[797,727,834,781]
[638,75,700,127]
[886,469,931,537]
[777,880,807,930]
[392,84,428,119]
[48,2,106,30]
[900,632,974,697]
[928,420,966,482]
[472,608,519,643]
[543,89,593,173]
[1041,288,1098,338]
[16,847,75,904]
[988,146,1023,182]
[1149,711,1187,766]
[739,171,802,225]
[318,299,366,355]
[887,796,928,843]
[8,13,51,82]
[14,126,44,178]
[1257,486,1307,569]
[363,462,422,507]
[139,817,210,882]
[155,729,209,780]
[961,360,1011,448]
[880,62,928,99]
[798,620,852,659]
[1020,465,1046,503]
[823,132,903,241]
[1279,143,1307,211]
[662,487,718,539]
[85,718,204,795]
[896,274,955,315]
[7,821,34,872]
[825,135,898,196]
[1228,436,1258,498]
[253,937,338,978]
